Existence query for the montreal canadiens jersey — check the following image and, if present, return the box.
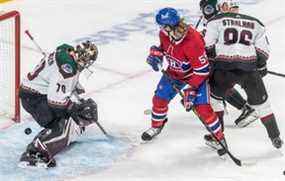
[204,12,270,71]
[159,26,209,88]
[21,44,80,108]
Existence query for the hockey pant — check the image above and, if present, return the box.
[150,75,224,140]
[211,69,280,139]
[19,87,58,128]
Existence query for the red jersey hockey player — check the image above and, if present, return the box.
[141,7,228,156]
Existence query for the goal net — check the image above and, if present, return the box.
[0,11,20,122]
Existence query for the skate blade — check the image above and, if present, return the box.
[18,161,49,169]
[205,141,220,150]
[236,117,258,128]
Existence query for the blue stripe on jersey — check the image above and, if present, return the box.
[193,65,209,74]
[181,62,191,71]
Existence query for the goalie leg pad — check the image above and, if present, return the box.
[20,118,81,168]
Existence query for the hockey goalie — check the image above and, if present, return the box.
[18,41,98,168]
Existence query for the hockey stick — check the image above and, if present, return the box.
[268,70,285,78]
[161,70,242,166]
[195,15,203,29]
[25,30,46,56]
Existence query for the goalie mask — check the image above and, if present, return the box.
[74,41,98,72]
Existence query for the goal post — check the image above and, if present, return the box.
[0,10,20,122]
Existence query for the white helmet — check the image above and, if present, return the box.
[217,0,239,12]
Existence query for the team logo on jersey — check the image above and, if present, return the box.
[165,55,191,72]
[61,64,73,74]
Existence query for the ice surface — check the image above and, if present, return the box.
[0,0,285,180]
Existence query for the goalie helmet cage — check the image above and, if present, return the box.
[0,11,20,122]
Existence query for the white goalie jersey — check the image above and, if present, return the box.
[21,52,80,108]
[204,12,270,71]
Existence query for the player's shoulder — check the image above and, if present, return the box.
[55,44,78,79]
[186,27,204,46]
[184,27,205,53]
[208,12,264,27]
[159,30,169,40]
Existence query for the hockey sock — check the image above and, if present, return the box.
[225,88,246,110]
[215,111,224,132]
[261,114,280,139]
[196,104,224,140]
[151,96,169,128]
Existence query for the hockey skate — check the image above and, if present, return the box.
[141,120,167,141]
[18,151,56,168]
[271,136,283,149]
[141,127,164,141]
[204,134,228,156]
[235,104,258,128]
[216,138,228,156]
[204,134,220,150]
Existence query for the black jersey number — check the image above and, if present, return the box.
[56,83,66,93]
[224,28,253,46]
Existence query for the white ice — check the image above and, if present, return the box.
[0,0,285,180]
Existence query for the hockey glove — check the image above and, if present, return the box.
[183,87,197,111]
[71,98,98,127]
[146,46,163,72]
[257,64,267,77]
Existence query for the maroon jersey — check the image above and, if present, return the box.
[159,26,210,88]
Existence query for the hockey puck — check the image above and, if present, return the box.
[24,128,32,135]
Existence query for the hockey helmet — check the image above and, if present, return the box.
[156,7,180,27]
[199,0,218,20]
[217,0,239,12]
[155,7,188,41]
[75,41,98,71]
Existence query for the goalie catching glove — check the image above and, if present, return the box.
[69,98,98,127]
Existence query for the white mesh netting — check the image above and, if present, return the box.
[0,13,16,120]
